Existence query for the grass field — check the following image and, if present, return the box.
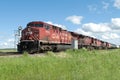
[0,48,17,52]
[0,49,120,80]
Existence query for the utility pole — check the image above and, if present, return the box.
[18,26,22,43]
[14,26,22,49]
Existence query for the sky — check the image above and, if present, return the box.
[0,0,120,48]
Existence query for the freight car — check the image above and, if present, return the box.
[17,21,113,53]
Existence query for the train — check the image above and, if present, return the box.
[17,21,116,53]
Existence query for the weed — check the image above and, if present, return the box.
[22,51,29,57]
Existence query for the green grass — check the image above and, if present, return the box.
[0,49,120,80]
[0,48,17,52]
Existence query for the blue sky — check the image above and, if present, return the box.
[0,0,120,48]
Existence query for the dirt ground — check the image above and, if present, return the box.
[0,51,69,58]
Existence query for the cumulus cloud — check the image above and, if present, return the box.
[0,38,14,49]
[8,38,14,42]
[73,17,120,45]
[102,33,120,39]
[66,15,83,25]
[75,28,93,37]
[46,21,67,30]
[111,18,120,29]
[82,23,111,33]
[114,0,120,9]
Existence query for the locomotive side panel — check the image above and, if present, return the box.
[60,30,72,44]
[50,26,61,43]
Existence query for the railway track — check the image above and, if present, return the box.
[0,52,21,57]
[0,51,68,58]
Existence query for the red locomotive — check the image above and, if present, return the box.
[18,21,72,53]
[17,21,112,53]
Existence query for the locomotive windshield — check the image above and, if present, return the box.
[27,23,43,27]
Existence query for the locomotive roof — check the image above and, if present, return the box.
[27,21,48,25]
[27,21,65,30]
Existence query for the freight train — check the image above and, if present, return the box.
[17,21,115,53]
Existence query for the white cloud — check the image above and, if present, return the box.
[3,42,8,46]
[88,5,97,12]
[75,28,93,37]
[82,23,111,33]
[102,33,120,39]
[46,21,53,25]
[102,1,109,9]
[114,0,120,9]
[66,15,83,25]
[46,21,67,30]
[74,17,120,45]
[0,38,14,49]
[111,18,120,29]
[8,38,14,42]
